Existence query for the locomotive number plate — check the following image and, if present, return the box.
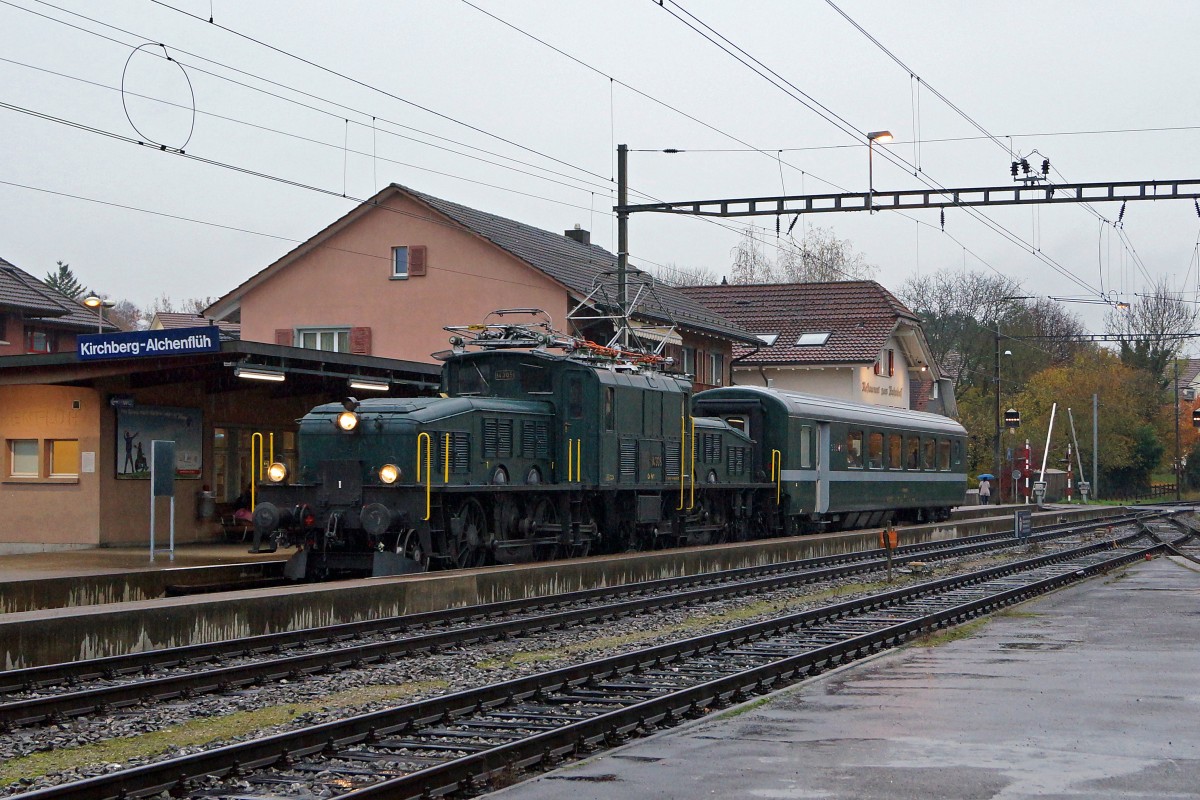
[495,369,516,381]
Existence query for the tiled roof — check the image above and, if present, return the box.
[153,312,241,339]
[679,281,919,365]
[401,186,757,344]
[0,255,119,330]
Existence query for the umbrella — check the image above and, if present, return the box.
[976,473,995,481]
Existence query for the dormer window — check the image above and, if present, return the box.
[756,333,779,346]
[795,332,830,346]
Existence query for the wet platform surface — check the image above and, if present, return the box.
[0,543,285,582]
[494,556,1200,800]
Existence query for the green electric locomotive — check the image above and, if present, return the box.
[252,314,759,579]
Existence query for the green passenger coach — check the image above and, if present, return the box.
[692,385,968,531]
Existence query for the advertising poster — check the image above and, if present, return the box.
[115,406,203,479]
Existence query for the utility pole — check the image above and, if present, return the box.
[994,327,1001,483]
[1092,394,1099,500]
[616,143,629,348]
[1175,359,1182,501]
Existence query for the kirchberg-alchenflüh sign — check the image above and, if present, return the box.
[76,326,222,361]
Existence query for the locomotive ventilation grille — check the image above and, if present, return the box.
[702,433,722,462]
[521,420,550,458]
[434,431,471,474]
[665,443,681,479]
[483,418,514,459]
[620,439,638,481]
[727,446,746,475]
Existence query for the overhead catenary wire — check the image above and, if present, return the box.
[654,0,1107,300]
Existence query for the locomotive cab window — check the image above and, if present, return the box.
[521,363,551,394]
[726,416,746,434]
[604,387,615,431]
[450,361,491,395]
[846,431,863,469]
[867,432,884,469]
[567,375,584,419]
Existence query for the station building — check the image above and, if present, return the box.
[1,260,439,553]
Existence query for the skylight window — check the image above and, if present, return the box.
[796,332,831,346]
[756,333,780,346]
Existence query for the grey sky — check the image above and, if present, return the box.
[2,0,1198,335]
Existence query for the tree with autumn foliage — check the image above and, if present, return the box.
[1012,351,1165,497]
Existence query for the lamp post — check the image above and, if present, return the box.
[82,294,112,333]
[866,130,893,211]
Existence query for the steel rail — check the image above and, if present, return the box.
[3,525,1174,800]
[0,513,1157,729]
[0,507,1151,696]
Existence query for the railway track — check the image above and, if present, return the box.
[3,515,1185,800]
[0,510,1169,731]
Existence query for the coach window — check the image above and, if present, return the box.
[799,425,813,468]
[922,438,936,470]
[888,434,902,470]
[867,432,884,469]
[846,430,863,469]
[604,387,615,431]
[906,437,921,470]
[938,439,952,471]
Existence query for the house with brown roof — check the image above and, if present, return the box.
[149,312,241,340]
[0,255,118,357]
[680,280,957,416]
[206,184,758,389]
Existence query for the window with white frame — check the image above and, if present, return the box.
[708,352,724,386]
[9,439,39,478]
[297,328,350,353]
[392,246,409,279]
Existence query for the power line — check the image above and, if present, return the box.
[654,0,1106,300]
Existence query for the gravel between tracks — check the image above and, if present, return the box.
[0,537,1094,796]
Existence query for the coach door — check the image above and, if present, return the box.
[815,422,831,513]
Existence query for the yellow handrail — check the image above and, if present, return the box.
[416,432,432,520]
[688,417,696,510]
[771,449,782,504]
[567,436,573,483]
[250,432,264,511]
[443,433,451,484]
[575,438,582,482]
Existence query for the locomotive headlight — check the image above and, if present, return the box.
[336,410,359,431]
[378,463,401,484]
[266,462,288,483]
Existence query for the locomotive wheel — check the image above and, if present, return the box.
[530,497,560,561]
[452,498,488,568]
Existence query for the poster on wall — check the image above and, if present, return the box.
[115,406,202,479]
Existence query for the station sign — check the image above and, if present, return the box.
[77,326,221,361]
[1014,508,1032,539]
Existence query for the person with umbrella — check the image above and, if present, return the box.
[978,473,994,505]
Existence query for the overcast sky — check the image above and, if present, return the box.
[2,0,1198,337]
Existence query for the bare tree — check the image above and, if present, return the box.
[1106,275,1198,388]
[647,262,721,288]
[775,226,877,282]
[729,229,777,284]
[729,226,875,284]
[105,299,144,331]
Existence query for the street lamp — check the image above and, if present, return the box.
[866,130,893,211]
[82,294,113,333]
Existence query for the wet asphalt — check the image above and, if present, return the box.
[492,556,1200,800]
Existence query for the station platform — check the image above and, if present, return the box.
[0,542,285,582]
[494,555,1200,800]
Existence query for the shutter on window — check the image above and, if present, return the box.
[350,327,372,355]
[409,245,427,276]
[274,329,292,346]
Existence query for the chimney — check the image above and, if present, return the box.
[564,224,590,245]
